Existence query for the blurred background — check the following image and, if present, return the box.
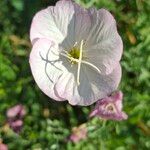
[0,0,150,149]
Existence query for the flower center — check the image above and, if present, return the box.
[69,47,80,62]
[60,40,101,86]
[105,103,116,113]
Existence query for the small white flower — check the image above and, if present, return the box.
[29,0,123,106]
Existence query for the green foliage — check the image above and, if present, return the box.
[0,0,150,149]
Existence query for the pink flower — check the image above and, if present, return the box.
[8,120,23,133]
[69,124,87,143]
[89,91,128,121]
[29,0,123,106]
[6,104,26,133]
[0,143,8,150]
[6,104,26,119]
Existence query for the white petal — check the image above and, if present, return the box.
[54,61,121,106]
[30,0,75,46]
[75,63,122,106]
[54,72,80,105]
[53,55,81,105]
[73,4,91,44]
[85,8,123,75]
[30,0,92,49]
[29,38,66,101]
